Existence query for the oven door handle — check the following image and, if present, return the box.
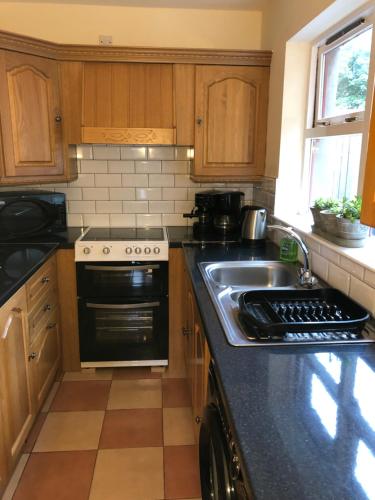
[84,264,160,272]
[86,302,160,310]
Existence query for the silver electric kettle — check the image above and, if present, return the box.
[241,206,268,241]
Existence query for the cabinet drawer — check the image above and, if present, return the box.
[28,288,58,345]
[30,308,59,350]
[26,256,56,310]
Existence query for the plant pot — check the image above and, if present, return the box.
[335,216,369,240]
[310,207,322,228]
[320,210,338,233]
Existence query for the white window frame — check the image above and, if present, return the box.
[301,11,375,211]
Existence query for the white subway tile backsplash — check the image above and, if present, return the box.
[83,214,110,226]
[76,145,93,160]
[321,246,340,265]
[311,251,328,281]
[123,201,148,213]
[82,188,109,200]
[162,161,190,174]
[93,145,121,160]
[149,174,174,188]
[364,269,375,288]
[175,147,192,161]
[81,160,108,174]
[163,188,187,200]
[135,161,162,174]
[110,214,136,227]
[57,188,82,201]
[327,263,350,294]
[122,174,148,187]
[69,174,95,188]
[188,188,207,201]
[349,276,375,314]
[109,188,136,201]
[175,175,196,187]
[120,146,147,160]
[148,147,175,161]
[67,214,83,226]
[175,201,195,213]
[95,174,122,187]
[149,201,174,213]
[136,188,162,201]
[96,201,122,213]
[69,201,96,214]
[108,161,135,174]
[162,214,187,226]
[136,214,162,227]
[304,236,321,254]
[339,256,364,280]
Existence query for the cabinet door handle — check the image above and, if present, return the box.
[47,322,57,330]
[1,308,22,340]
[43,304,52,312]
[28,352,37,361]
[41,277,50,284]
[182,327,191,336]
[195,416,202,424]
[196,117,203,125]
[55,114,62,123]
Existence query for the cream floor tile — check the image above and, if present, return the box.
[89,448,164,500]
[107,379,162,409]
[34,411,104,452]
[63,369,113,381]
[163,407,195,446]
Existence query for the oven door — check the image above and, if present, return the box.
[76,261,168,298]
[78,296,168,366]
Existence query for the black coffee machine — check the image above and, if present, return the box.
[183,190,244,240]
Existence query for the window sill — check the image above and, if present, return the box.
[272,211,375,274]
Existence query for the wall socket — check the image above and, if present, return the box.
[99,35,113,46]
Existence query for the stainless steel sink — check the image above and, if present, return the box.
[198,260,304,347]
[203,261,298,288]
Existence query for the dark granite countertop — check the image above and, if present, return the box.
[0,243,58,307]
[167,226,241,247]
[183,242,375,500]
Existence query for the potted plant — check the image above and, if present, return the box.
[317,198,341,232]
[335,196,369,240]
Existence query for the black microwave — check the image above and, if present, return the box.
[0,190,67,241]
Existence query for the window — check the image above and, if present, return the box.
[304,17,374,208]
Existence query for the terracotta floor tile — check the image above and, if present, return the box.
[63,369,113,381]
[89,447,164,500]
[23,413,47,453]
[112,367,162,380]
[163,407,195,446]
[99,409,163,448]
[162,379,191,407]
[107,379,162,409]
[34,411,104,452]
[164,445,201,499]
[13,451,96,500]
[50,381,111,411]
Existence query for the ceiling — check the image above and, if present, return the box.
[11,0,267,10]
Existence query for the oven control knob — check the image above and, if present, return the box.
[144,247,151,255]
[103,247,110,255]
[135,247,142,255]
[125,247,132,255]
[83,247,91,255]
[154,247,161,254]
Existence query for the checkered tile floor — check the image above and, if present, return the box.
[5,368,201,500]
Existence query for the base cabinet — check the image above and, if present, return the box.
[0,287,33,474]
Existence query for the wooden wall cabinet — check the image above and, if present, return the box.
[0,287,33,472]
[361,89,375,227]
[192,65,269,181]
[82,62,176,145]
[0,50,77,185]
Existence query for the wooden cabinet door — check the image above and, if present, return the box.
[29,316,60,412]
[0,402,8,497]
[0,287,33,470]
[194,65,269,181]
[185,285,195,395]
[361,89,375,227]
[0,50,64,180]
[82,62,175,144]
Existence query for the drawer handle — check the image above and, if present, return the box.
[195,416,202,424]
[28,352,37,361]
[41,277,50,284]
[43,304,52,312]
[47,322,57,330]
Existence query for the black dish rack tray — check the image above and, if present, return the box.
[238,288,369,340]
